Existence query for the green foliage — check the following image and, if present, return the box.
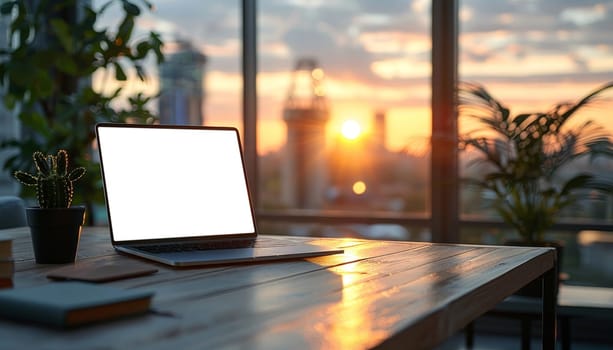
[0,0,164,216]
[460,82,613,242]
[14,150,85,208]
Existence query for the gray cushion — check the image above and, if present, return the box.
[0,196,27,229]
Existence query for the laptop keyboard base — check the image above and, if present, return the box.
[135,240,254,253]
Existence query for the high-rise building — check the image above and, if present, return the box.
[281,58,330,209]
[0,15,19,195]
[158,40,207,125]
[373,110,387,151]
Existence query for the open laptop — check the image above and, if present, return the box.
[95,123,343,266]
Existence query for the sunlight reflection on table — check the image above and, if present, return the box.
[312,250,399,349]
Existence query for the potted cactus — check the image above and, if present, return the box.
[13,150,86,264]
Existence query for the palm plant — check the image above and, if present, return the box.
[460,82,613,243]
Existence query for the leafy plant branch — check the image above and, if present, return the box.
[460,82,613,242]
[0,0,164,222]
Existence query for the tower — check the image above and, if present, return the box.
[373,110,387,151]
[281,58,330,209]
[158,40,207,125]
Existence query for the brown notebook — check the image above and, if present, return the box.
[47,259,158,282]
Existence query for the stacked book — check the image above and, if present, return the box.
[0,238,13,289]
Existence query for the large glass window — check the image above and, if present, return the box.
[458,0,613,287]
[256,1,432,239]
[459,0,613,220]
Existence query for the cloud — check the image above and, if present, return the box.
[259,0,613,90]
[259,1,376,81]
[95,1,613,100]
[257,0,435,89]
[458,0,613,85]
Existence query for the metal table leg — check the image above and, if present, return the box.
[542,267,557,349]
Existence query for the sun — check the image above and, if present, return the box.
[341,120,362,140]
[352,181,367,195]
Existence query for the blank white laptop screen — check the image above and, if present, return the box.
[97,126,256,242]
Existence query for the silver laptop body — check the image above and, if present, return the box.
[96,123,342,266]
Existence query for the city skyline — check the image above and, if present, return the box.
[94,0,613,154]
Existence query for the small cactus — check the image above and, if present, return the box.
[13,150,86,208]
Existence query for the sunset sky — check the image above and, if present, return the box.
[95,0,613,155]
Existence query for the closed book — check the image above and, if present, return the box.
[0,259,14,278]
[0,281,154,328]
[0,239,10,259]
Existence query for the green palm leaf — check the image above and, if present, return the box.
[460,81,613,242]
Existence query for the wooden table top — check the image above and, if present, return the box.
[0,226,556,350]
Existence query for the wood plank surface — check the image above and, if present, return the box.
[0,227,555,350]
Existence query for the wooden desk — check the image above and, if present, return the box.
[0,227,556,350]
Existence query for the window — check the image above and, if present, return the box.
[255,0,433,241]
[459,1,613,223]
[458,0,613,287]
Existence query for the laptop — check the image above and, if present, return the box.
[95,123,343,266]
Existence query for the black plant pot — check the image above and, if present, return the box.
[26,206,85,264]
[505,239,564,298]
